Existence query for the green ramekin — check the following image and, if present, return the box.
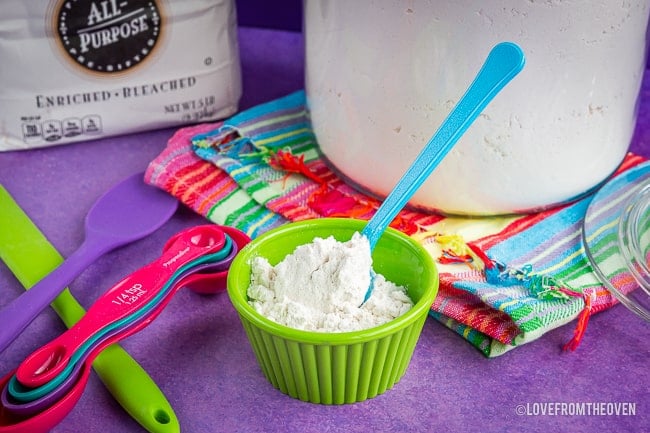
[227,218,439,404]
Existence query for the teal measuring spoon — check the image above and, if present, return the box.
[361,42,526,303]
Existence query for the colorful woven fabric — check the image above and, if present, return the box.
[145,121,288,237]
[145,90,647,357]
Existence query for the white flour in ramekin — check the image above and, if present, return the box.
[247,232,413,332]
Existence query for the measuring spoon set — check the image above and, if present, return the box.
[0,224,250,433]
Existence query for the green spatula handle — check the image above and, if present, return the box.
[0,185,179,433]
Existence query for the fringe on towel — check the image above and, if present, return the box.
[480,251,594,352]
[422,231,594,352]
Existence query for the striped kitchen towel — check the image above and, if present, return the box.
[145,90,647,357]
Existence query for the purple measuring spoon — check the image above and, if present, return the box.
[0,172,178,353]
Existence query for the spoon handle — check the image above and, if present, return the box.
[362,42,525,249]
[0,235,114,353]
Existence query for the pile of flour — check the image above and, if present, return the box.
[247,232,413,332]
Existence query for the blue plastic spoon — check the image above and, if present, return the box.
[361,42,526,303]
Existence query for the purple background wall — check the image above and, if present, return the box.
[236,0,303,31]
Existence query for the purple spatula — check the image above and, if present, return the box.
[0,172,178,353]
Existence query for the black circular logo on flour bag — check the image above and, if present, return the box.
[54,0,162,73]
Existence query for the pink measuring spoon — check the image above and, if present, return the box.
[1,237,241,417]
[0,225,250,433]
[2,240,237,416]
[15,225,227,388]
[9,225,246,403]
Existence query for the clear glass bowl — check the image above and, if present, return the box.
[582,161,650,322]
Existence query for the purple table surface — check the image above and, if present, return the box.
[1,26,649,433]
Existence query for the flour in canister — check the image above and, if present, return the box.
[304,0,649,214]
[247,232,413,332]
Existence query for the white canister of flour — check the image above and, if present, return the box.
[304,1,649,215]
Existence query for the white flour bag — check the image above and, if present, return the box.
[0,0,242,151]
